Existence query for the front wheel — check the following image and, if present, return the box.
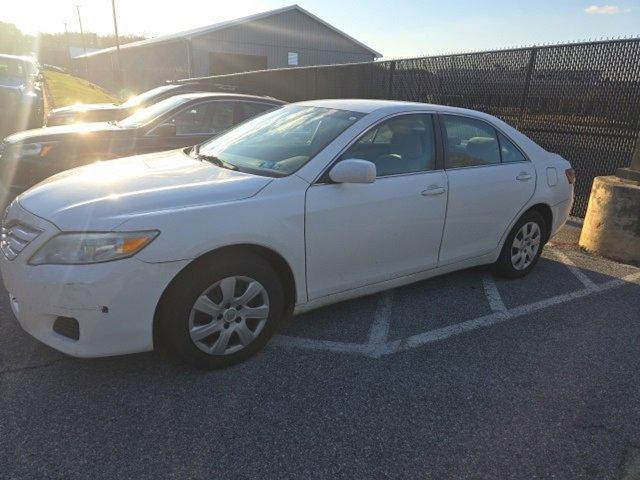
[157,253,285,369]
[492,210,547,279]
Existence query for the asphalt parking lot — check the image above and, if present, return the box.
[1,221,639,480]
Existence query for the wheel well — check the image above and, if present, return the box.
[527,203,553,243]
[152,244,297,349]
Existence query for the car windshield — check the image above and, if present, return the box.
[0,58,27,86]
[121,85,179,108]
[195,105,364,177]
[117,95,191,128]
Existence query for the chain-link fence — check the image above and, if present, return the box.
[180,39,640,217]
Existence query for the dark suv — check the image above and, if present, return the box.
[46,83,204,126]
[0,55,43,137]
[1,92,284,198]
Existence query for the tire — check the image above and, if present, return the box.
[157,252,285,369]
[492,210,547,279]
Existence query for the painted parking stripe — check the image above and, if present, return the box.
[482,274,507,313]
[367,290,395,345]
[376,270,640,357]
[273,269,640,358]
[548,249,598,290]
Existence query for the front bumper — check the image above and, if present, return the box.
[0,201,189,357]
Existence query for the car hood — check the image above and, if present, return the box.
[18,149,273,231]
[50,103,121,114]
[4,121,124,144]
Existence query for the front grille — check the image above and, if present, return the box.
[1,221,42,260]
[0,141,6,159]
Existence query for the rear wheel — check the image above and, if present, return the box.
[492,210,547,279]
[157,253,284,369]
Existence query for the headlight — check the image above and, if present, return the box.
[18,142,58,158]
[29,231,159,265]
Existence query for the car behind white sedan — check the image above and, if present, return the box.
[0,100,574,368]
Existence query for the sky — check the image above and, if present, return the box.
[2,0,639,58]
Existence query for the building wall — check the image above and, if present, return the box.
[189,8,376,76]
[74,9,377,92]
[78,40,189,93]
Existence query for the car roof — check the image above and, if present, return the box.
[295,99,495,117]
[294,98,548,158]
[173,92,285,104]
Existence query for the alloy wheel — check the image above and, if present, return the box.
[511,221,541,270]
[188,276,270,355]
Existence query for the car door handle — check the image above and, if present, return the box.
[516,172,532,182]
[421,186,446,196]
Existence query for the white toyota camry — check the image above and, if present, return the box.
[0,100,574,368]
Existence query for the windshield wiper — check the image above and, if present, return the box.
[192,146,238,171]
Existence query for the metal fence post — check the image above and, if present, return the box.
[387,61,396,99]
[314,67,319,99]
[518,47,538,128]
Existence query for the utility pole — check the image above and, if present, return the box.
[111,0,123,91]
[75,4,89,77]
[63,22,72,70]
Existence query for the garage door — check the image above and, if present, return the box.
[209,52,268,76]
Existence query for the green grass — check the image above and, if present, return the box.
[43,70,119,108]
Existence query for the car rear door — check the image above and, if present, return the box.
[305,113,448,300]
[437,114,536,265]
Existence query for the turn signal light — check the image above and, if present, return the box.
[565,168,576,184]
[121,235,154,254]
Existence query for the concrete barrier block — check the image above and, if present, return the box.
[579,175,640,265]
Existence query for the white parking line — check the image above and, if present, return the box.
[374,310,505,357]
[482,274,507,313]
[548,249,598,290]
[376,270,640,357]
[367,290,395,345]
[273,265,640,358]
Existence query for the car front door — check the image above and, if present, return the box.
[136,100,238,153]
[305,113,448,300]
[437,114,536,265]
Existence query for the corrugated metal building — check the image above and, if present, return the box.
[74,5,381,92]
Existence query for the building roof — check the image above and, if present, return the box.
[77,5,381,59]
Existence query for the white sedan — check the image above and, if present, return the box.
[0,100,574,368]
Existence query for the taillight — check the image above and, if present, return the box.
[565,168,576,184]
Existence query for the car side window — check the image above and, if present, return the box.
[164,101,235,136]
[442,115,501,168]
[498,132,527,163]
[339,114,436,177]
[240,102,277,121]
[209,102,236,134]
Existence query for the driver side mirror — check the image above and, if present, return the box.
[153,123,177,137]
[329,159,377,184]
